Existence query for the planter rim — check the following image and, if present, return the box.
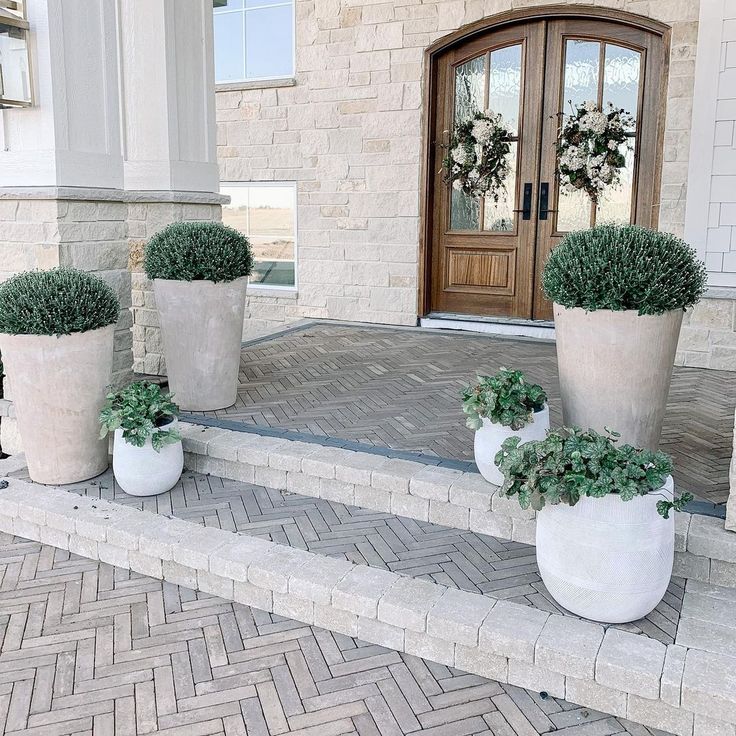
[0,324,115,341]
[153,276,249,287]
[552,303,684,318]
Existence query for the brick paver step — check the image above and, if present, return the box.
[1,456,735,736]
[53,466,683,646]
[190,323,736,504]
[0,531,675,736]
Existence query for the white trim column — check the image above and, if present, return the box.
[0,0,123,189]
[118,0,219,193]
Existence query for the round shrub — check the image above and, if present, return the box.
[0,268,119,336]
[144,221,253,283]
[542,224,707,315]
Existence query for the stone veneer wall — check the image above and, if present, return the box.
[216,0,706,346]
[676,296,736,370]
[129,201,223,375]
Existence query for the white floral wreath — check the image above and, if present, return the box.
[557,101,635,204]
[444,109,512,200]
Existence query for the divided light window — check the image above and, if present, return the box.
[213,0,294,84]
[221,183,297,289]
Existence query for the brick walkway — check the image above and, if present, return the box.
[63,469,683,646]
[194,324,736,505]
[0,533,674,735]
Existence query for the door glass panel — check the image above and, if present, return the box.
[596,143,636,225]
[557,187,592,232]
[603,44,640,125]
[484,141,517,231]
[454,55,486,124]
[563,39,600,111]
[451,55,486,230]
[488,44,522,135]
[451,188,481,230]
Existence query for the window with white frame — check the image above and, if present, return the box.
[221,183,297,288]
[213,0,294,84]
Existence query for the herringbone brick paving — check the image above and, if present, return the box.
[194,324,736,504]
[61,469,684,646]
[0,532,675,735]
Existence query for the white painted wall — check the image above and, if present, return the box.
[0,0,123,189]
[685,0,736,289]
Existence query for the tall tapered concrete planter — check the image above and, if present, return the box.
[0,326,114,484]
[154,278,248,411]
[553,304,683,450]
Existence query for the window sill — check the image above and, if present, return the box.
[216,78,296,93]
[247,285,298,299]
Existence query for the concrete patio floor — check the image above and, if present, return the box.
[190,322,736,506]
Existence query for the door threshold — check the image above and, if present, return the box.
[420,312,555,341]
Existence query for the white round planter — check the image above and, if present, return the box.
[553,304,683,450]
[536,475,675,623]
[153,277,248,411]
[0,326,114,485]
[474,405,550,485]
[112,418,183,497]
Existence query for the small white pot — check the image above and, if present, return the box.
[112,418,183,497]
[536,475,675,623]
[474,405,550,485]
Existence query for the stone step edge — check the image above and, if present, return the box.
[179,422,736,590]
[0,475,730,736]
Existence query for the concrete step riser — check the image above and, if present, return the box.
[180,423,736,592]
[0,472,733,736]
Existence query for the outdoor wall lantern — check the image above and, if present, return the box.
[0,0,32,108]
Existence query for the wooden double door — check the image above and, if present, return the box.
[426,14,667,321]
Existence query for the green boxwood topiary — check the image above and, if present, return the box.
[542,224,707,316]
[0,268,119,336]
[144,221,253,283]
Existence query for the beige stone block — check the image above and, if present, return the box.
[689,299,733,330]
[565,677,628,719]
[596,629,665,699]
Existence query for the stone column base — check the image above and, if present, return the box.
[0,187,225,384]
[128,197,224,375]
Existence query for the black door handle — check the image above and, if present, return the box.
[539,182,549,220]
[522,183,532,220]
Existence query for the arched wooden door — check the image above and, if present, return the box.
[424,12,668,321]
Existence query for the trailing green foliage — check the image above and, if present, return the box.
[144,221,253,283]
[99,382,180,452]
[495,426,691,519]
[542,225,707,315]
[461,368,547,431]
[0,268,119,336]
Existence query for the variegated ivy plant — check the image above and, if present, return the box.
[461,368,547,431]
[495,426,691,519]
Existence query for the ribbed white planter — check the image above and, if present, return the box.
[0,326,114,485]
[154,277,248,411]
[112,418,183,497]
[536,475,675,623]
[553,304,683,450]
[474,405,550,485]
